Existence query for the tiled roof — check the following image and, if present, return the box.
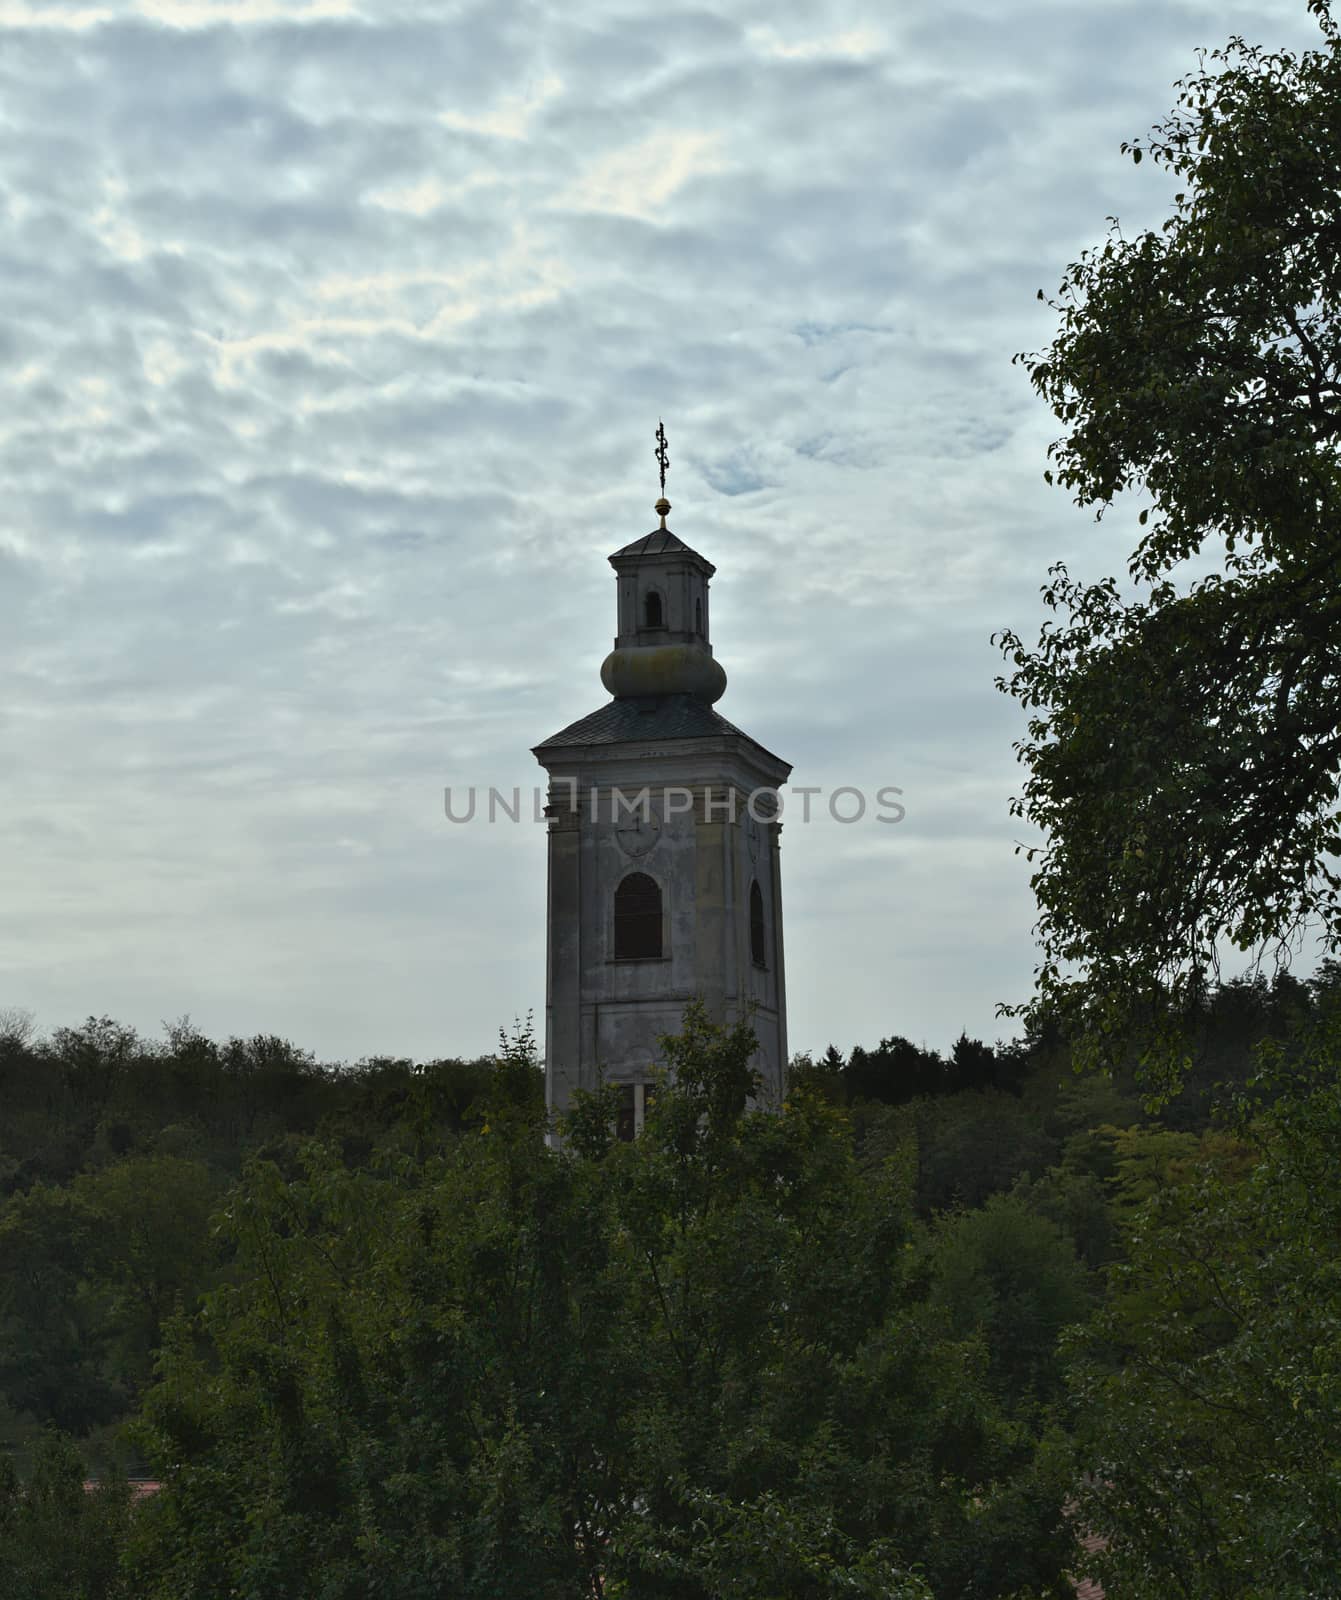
[1071,1516,1107,1598]
[534,694,750,752]
[610,528,711,564]
[83,1478,162,1502]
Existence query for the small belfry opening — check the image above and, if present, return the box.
[644,590,664,629]
[695,597,703,634]
[614,871,662,960]
[750,879,767,968]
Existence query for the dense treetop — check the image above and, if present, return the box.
[998,0,1341,1079]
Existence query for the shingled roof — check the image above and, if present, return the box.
[534,694,750,752]
[609,528,712,564]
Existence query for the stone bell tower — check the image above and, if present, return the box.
[533,431,792,1133]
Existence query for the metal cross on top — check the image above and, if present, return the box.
[655,420,669,494]
[653,421,671,529]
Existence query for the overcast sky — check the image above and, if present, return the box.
[0,0,1324,1065]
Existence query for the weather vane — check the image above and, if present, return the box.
[654,420,671,528]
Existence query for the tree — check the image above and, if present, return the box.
[1067,1007,1341,1596]
[0,1009,35,1050]
[948,1034,1000,1093]
[0,1433,130,1600]
[997,2,1341,1080]
[611,1486,931,1600]
[127,1008,1081,1600]
[0,1183,124,1434]
[48,1018,140,1122]
[924,1194,1092,1412]
[72,1156,221,1392]
[844,1036,946,1104]
[909,1091,1055,1215]
[784,1045,845,1105]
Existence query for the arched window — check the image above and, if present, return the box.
[614,871,662,960]
[749,879,766,968]
[695,597,703,634]
[644,590,664,629]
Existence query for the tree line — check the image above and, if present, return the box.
[1,968,1339,1596]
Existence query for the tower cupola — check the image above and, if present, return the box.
[599,496,728,703]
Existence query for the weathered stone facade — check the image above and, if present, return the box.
[533,503,791,1127]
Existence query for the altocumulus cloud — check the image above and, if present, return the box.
[0,0,1323,1060]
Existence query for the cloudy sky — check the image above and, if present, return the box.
[0,0,1323,1065]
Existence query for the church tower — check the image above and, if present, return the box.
[533,434,792,1134]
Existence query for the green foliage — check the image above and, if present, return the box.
[75,1156,221,1389]
[0,1433,131,1600]
[845,1035,948,1103]
[925,1195,1093,1412]
[0,1013,498,1199]
[0,1182,123,1434]
[913,1091,1055,1215]
[0,1011,500,1463]
[998,4,1341,1082]
[0,1154,224,1435]
[785,1044,846,1105]
[1069,1005,1341,1595]
[611,1484,933,1600]
[1015,1166,1117,1278]
[839,1034,1028,1108]
[4,979,1324,1593]
[121,1007,1080,1600]
[482,1013,547,1136]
